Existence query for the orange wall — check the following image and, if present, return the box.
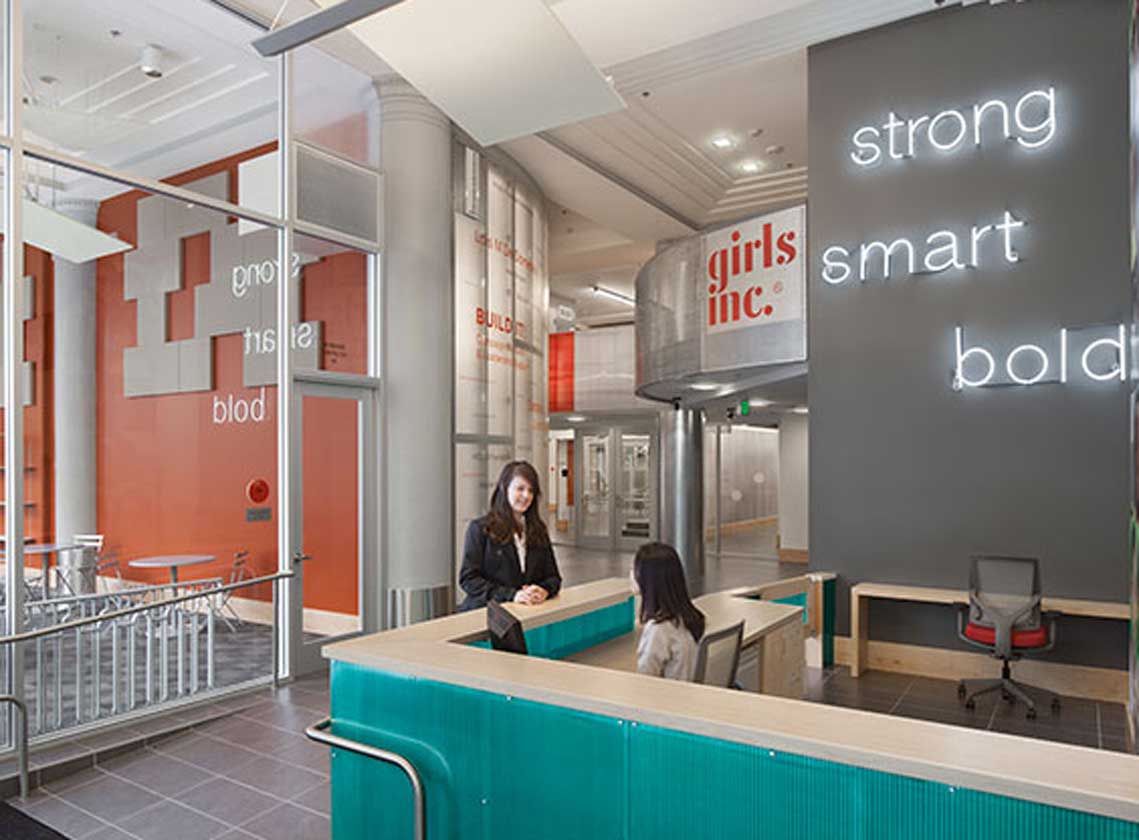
[1,244,55,552]
[94,147,366,613]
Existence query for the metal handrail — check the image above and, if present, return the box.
[0,570,295,645]
[0,696,28,800]
[18,577,224,610]
[306,717,425,840]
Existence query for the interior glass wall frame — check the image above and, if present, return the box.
[0,0,383,701]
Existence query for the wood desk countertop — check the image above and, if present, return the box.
[850,582,1129,620]
[324,578,1139,824]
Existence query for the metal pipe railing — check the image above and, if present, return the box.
[0,569,294,794]
[0,571,293,645]
[0,696,28,800]
[306,718,424,840]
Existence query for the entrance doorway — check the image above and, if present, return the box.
[574,424,658,551]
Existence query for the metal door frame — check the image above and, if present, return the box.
[290,375,380,675]
[612,425,658,551]
[573,421,659,552]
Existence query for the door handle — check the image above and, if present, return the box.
[293,552,312,565]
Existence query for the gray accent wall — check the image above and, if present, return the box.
[808,0,1133,654]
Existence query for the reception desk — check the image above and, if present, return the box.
[566,589,804,697]
[319,579,1139,840]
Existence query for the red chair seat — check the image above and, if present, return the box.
[964,622,1048,649]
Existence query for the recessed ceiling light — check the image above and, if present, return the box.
[740,160,763,174]
[750,399,771,407]
[566,415,587,422]
[711,136,734,150]
[791,406,809,415]
[690,382,720,391]
[750,128,764,138]
[765,144,784,155]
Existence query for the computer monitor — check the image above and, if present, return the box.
[487,601,528,655]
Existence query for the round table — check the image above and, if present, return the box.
[128,554,216,584]
[0,544,84,598]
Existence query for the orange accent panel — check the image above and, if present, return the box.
[94,145,366,615]
[548,331,574,413]
[301,396,359,615]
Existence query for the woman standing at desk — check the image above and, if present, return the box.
[460,460,562,610]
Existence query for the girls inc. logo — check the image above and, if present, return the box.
[706,222,798,328]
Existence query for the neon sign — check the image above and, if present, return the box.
[850,86,1056,167]
[821,210,1024,284]
[823,80,1122,393]
[953,325,1126,389]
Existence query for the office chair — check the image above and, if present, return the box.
[955,555,1060,720]
[693,620,744,688]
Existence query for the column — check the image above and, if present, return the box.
[53,199,98,545]
[378,77,454,626]
[660,405,704,587]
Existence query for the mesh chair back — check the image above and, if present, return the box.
[693,621,744,687]
[968,555,1041,630]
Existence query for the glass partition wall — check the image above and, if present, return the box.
[0,0,381,748]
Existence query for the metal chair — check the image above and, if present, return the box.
[214,550,251,632]
[693,620,744,687]
[956,554,1060,720]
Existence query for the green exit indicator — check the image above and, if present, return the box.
[739,399,750,417]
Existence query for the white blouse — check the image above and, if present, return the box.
[513,531,527,575]
[637,618,698,681]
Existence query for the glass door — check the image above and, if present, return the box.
[575,425,658,551]
[290,379,378,675]
[577,431,612,548]
[615,430,655,550]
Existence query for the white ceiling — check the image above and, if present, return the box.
[14,0,945,306]
[545,0,814,68]
[23,0,278,194]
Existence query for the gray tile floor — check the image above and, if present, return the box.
[807,665,1131,752]
[11,672,332,840]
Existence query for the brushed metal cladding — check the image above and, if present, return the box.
[635,237,702,399]
[635,217,807,404]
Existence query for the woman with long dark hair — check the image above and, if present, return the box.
[459,460,562,610]
[631,542,705,680]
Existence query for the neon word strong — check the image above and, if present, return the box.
[850,86,1056,167]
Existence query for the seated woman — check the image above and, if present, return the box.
[459,460,562,610]
[630,542,705,681]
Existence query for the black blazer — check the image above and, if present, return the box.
[459,517,562,610]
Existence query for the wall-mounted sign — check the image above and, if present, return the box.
[822,80,1123,392]
[704,206,804,336]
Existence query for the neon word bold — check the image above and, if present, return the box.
[850,86,1056,167]
[213,388,268,424]
[953,325,1126,389]
[821,210,1023,285]
[707,223,797,328]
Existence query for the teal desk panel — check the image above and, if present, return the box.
[330,662,1139,840]
[467,597,634,660]
[330,665,625,840]
[772,592,809,623]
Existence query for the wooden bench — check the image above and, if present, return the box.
[850,582,1128,678]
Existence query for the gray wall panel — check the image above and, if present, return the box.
[808,1,1132,639]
